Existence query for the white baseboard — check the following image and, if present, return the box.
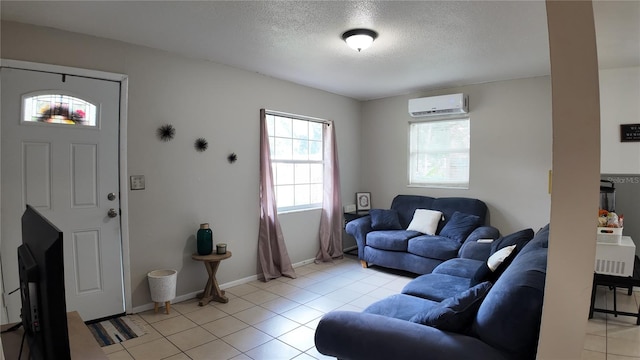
[292,257,317,268]
[131,257,316,314]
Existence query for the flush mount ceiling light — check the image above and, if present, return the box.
[342,29,378,52]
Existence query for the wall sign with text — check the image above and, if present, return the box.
[620,124,640,142]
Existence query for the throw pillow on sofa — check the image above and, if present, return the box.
[410,281,493,332]
[470,244,517,286]
[369,209,403,230]
[469,228,535,286]
[439,211,482,243]
[490,228,534,255]
[406,209,443,235]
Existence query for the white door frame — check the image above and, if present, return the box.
[0,59,132,315]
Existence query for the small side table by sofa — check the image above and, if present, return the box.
[343,211,369,256]
[344,211,369,229]
[192,251,232,306]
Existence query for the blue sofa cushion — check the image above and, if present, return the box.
[410,281,492,332]
[367,230,421,251]
[529,224,550,250]
[390,195,436,228]
[468,229,535,286]
[472,244,547,359]
[402,273,471,302]
[364,294,440,321]
[471,245,517,286]
[432,258,484,279]
[407,235,461,261]
[439,211,482,243]
[369,209,403,230]
[490,228,535,255]
[431,197,488,232]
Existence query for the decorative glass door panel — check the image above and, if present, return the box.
[22,93,97,126]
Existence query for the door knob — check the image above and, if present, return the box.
[108,208,118,218]
[107,192,117,201]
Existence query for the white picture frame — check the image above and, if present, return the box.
[356,192,371,211]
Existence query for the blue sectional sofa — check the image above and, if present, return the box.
[315,225,548,360]
[346,195,500,274]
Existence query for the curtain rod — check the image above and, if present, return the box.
[264,109,331,125]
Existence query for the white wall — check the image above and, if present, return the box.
[600,66,640,173]
[0,21,362,308]
[599,66,640,256]
[360,77,553,234]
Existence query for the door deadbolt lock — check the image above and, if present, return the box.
[108,208,118,218]
[107,192,117,201]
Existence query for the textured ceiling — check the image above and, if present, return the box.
[1,1,638,101]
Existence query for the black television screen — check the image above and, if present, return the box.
[18,205,71,359]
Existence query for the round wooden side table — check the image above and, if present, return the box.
[191,251,232,306]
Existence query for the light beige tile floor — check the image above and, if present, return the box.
[104,256,395,360]
[584,285,640,360]
[100,255,640,360]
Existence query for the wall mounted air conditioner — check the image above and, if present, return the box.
[408,93,469,117]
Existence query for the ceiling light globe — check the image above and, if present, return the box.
[342,29,378,52]
[346,34,374,52]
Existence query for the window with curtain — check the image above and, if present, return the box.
[409,118,470,188]
[266,112,324,212]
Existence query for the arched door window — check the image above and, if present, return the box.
[23,93,97,126]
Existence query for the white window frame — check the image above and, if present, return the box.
[266,110,326,213]
[408,117,470,189]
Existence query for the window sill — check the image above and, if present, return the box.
[277,206,322,215]
[407,184,469,190]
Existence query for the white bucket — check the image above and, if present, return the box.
[147,269,177,303]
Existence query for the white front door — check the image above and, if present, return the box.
[1,67,124,322]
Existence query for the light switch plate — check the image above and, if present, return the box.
[130,175,145,190]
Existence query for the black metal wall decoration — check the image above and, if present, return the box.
[195,138,209,152]
[157,124,176,142]
[227,153,238,163]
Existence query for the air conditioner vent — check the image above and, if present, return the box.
[595,258,626,275]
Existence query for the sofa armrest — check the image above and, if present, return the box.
[345,216,372,259]
[315,311,509,360]
[458,226,501,261]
